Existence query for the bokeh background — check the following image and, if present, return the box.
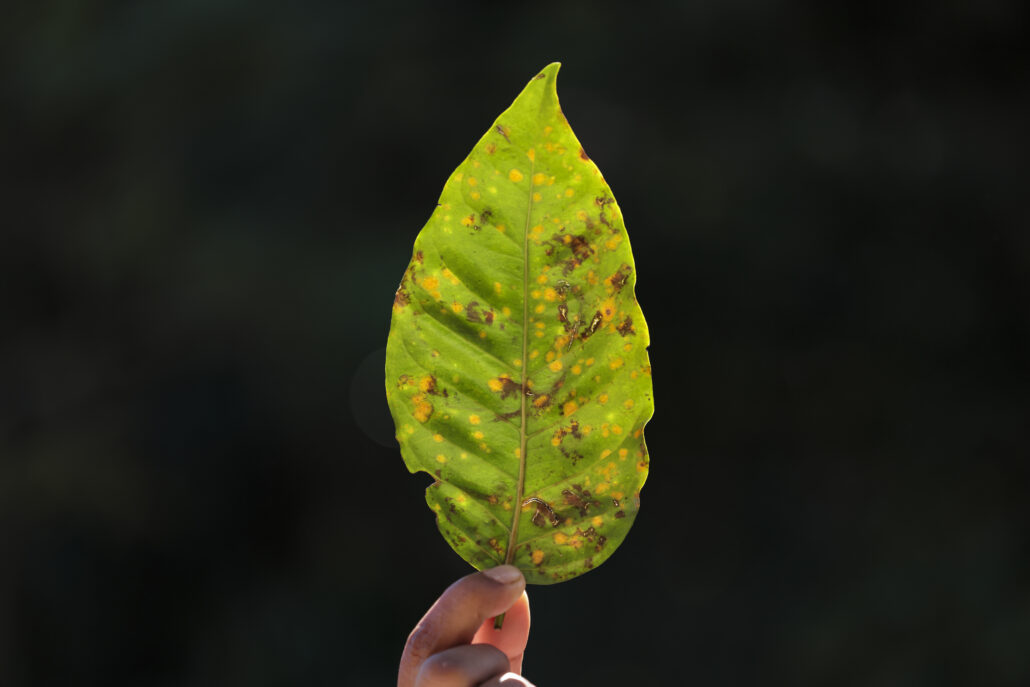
[3,1,1029,685]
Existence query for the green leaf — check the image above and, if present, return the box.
[385,63,652,585]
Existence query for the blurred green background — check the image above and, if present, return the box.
[2,1,1028,685]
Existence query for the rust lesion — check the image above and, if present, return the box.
[551,419,582,446]
[580,311,603,341]
[606,264,632,294]
[562,484,599,516]
[489,374,522,399]
[523,497,560,527]
[466,301,483,323]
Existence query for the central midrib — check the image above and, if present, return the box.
[504,157,535,565]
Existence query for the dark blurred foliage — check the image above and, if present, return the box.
[2,0,1029,685]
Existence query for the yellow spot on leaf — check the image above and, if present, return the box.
[433,434,444,443]
[543,287,557,301]
[467,176,477,187]
[624,399,635,410]
[610,358,624,370]
[533,192,542,202]
[572,364,582,374]
[413,395,433,423]
[488,378,503,392]
[532,549,544,565]
[451,302,463,313]
[527,148,536,161]
[546,350,555,362]
[619,448,629,459]
[532,172,547,185]
[470,191,480,200]
[606,235,622,251]
[514,447,521,458]
[533,394,549,407]
[473,431,484,439]
[535,303,545,313]
[553,532,568,545]
[612,424,623,435]
[563,400,578,415]
[422,276,439,291]
[509,169,524,183]
[549,359,563,372]
[599,393,609,405]
[532,224,544,235]
[436,454,447,464]
[565,188,574,198]
[496,224,506,233]
[530,350,539,359]
[592,516,603,528]
[503,306,512,317]
[494,282,502,294]
[537,273,548,284]
[441,268,459,285]
[469,414,481,425]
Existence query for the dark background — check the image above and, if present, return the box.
[3,1,1029,685]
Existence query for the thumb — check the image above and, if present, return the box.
[470,590,531,674]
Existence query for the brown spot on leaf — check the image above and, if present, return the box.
[496,125,510,142]
[615,510,626,519]
[562,485,599,516]
[484,310,494,325]
[617,315,635,337]
[415,250,424,263]
[498,377,521,400]
[608,264,631,293]
[524,497,560,528]
[579,147,590,161]
[580,311,603,340]
[466,301,483,323]
[557,302,568,324]
[559,445,584,465]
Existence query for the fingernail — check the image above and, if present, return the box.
[482,565,522,585]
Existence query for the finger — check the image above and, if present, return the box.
[478,672,536,687]
[399,566,525,687]
[471,591,530,674]
[414,644,510,687]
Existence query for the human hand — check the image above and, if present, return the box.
[398,565,534,687]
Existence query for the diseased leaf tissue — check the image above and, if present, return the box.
[385,63,653,585]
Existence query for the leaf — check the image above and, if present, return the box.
[385,63,652,585]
